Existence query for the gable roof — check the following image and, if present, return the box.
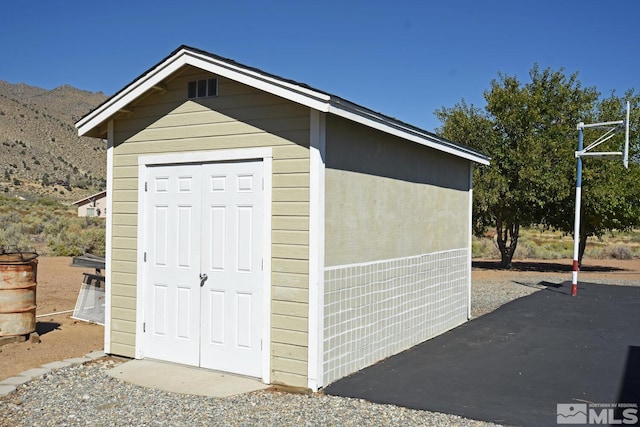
[72,190,107,206]
[76,45,489,165]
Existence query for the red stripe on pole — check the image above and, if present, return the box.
[572,260,579,271]
[571,283,577,296]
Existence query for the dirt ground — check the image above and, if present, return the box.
[0,257,104,380]
[0,256,638,381]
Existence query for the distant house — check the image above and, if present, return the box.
[76,46,489,391]
[73,191,106,218]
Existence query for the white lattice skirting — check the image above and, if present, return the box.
[323,248,469,386]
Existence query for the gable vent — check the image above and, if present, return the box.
[188,78,218,99]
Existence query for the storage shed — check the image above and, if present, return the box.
[76,45,489,391]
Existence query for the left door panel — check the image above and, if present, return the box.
[144,164,202,366]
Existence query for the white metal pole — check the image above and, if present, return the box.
[625,101,630,169]
[571,124,584,296]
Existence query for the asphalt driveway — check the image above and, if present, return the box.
[325,281,640,426]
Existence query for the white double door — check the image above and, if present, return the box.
[143,160,263,377]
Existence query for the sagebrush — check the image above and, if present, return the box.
[0,195,105,256]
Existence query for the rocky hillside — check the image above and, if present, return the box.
[0,80,108,202]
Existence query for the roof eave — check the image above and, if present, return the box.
[327,98,490,165]
[76,46,490,165]
[76,47,330,137]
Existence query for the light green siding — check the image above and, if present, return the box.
[109,66,310,387]
[324,115,471,266]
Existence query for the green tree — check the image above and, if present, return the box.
[436,65,598,268]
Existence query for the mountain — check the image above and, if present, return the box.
[0,80,108,202]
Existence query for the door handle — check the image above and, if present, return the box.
[199,273,208,287]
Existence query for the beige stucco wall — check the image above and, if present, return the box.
[324,115,471,266]
[109,66,311,387]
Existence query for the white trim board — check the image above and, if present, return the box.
[324,248,468,271]
[103,120,114,354]
[308,110,326,392]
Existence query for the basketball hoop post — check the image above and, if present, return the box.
[571,124,584,296]
[571,101,630,296]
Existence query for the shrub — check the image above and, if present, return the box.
[608,245,633,260]
[472,237,499,258]
[0,224,33,252]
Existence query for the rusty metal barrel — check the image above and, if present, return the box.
[0,252,38,336]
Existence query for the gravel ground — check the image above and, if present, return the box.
[2,272,637,427]
[0,359,499,427]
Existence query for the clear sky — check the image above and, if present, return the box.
[1,0,638,131]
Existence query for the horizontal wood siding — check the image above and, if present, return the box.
[109,66,311,387]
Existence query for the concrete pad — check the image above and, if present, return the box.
[0,376,32,386]
[0,384,16,396]
[107,359,269,397]
[18,367,51,379]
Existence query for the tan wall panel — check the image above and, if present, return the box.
[273,158,310,174]
[112,201,138,214]
[112,189,138,203]
[111,283,137,298]
[112,178,138,191]
[112,225,137,239]
[273,173,308,188]
[111,272,136,287]
[272,244,308,260]
[271,272,308,288]
[111,249,137,263]
[112,237,137,251]
[272,300,308,318]
[273,144,312,159]
[272,313,308,332]
[272,230,309,246]
[271,370,307,388]
[109,342,135,358]
[112,259,137,275]
[111,307,135,322]
[113,153,141,167]
[271,357,307,378]
[272,216,309,231]
[272,188,309,203]
[111,330,134,348]
[272,329,308,347]
[272,342,308,361]
[112,214,138,226]
[272,202,309,217]
[113,165,138,178]
[111,295,136,310]
[272,286,309,304]
[121,121,280,143]
[272,258,308,274]
[111,319,136,334]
